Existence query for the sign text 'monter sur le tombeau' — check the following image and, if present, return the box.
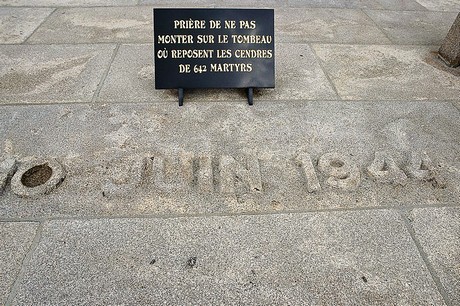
[153,9,275,91]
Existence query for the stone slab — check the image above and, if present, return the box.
[98,43,338,102]
[275,8,391,44]
[27,7,153,44]
[0,44,115,104]
[11,211,445,305]
[312,44,460,100]
[414,0,460,12]
[0,0,137,6]
[288,0,426,10]
[216,0,286,7]
[0,8,54,44]
[439,13,460,67]
[0,101,458,218]
[409,207,460,305]
[139,0,216,6]
[0,222,39,305]
[365,10,458,45]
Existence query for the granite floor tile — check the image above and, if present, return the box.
[0,222,39,305]
[0,0,137,6]
[216,0,286,7]
[288,0,426,10]
[0,44,116,103]
[11,211,445,305]
[27,7,153,44]
[0,101,458,218]
[414,0,460,12]
[312,44,460,100]
[0,8,54,44]
[276,8,391,44]
[365,10,458,45]
[98,43,337,102]
[139,0,217,7]
[409,207,460,305]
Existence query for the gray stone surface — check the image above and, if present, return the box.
[27,7,153,44]
[217,0,285,7]
[140,0,216,6]
[276,8,391,44]
[98,43,337,102]
[12,211,445,305]
[0,44,115,103]
[312,44,460,100]
[0,101,458,218]
[288,0,426,10]
[0,222,39,305]
[0,0,137,6]
[409,207,460,305]
[439,13,460,67]
[414,0,460,12]
[0,8,54,44]
[365,10,458,45]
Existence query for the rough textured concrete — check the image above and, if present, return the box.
[0,222,39,305]
[98,43,337,102]
[276,8,391,44]
[365,10,458,45]
[27,7,153,44]
[0,8,54,44]
[414,0,460,12]
[0,44,115,103]
[0,101,458,218]
[439,13,460,68]
[312,44,460,100]
[12,211,444,305]
[409,207,460,305]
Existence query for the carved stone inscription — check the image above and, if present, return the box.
[0,150,450,200]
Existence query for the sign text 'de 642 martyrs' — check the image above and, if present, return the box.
[153,8,275,92]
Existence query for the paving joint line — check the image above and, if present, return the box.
[1,203,459,223]
[308,43,342,100]
[5,221,44,306]
[399,210,452,306]
[361,9,395,44]
[451,101,460,113]
[21,7,57,45]
[91,44,120,103]
[0,99,458,108]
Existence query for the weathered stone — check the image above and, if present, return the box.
[0,222,39,305]
[0,8,54,44]
[0,44,115,103]
[10,157,66,198]
[365,10,458,45]
[312,44,460,100]
[0,157,17,195]
[0,101,458,218]
[275,8,391,44]
[11,211,445,305]
[439,13,460,67]
[27,7,153,44]
[409,207,460,305]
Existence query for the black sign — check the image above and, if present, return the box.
[153,8,275,90]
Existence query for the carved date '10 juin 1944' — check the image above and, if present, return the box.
[0,151,448,198]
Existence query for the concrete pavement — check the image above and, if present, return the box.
[1,0,459,305]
